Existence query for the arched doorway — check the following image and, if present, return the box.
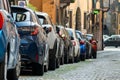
[75,7,81,30]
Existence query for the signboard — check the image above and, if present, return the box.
[93,9,100,15]
[18,1,26,7]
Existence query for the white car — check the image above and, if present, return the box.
[66,28,80,62]
[36,12,60,70]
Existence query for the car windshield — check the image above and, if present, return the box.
[12,11,30,22]
[67,30,73,37]
[76,33,82,40]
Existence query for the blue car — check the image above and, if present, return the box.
[11,6,50,75]
[0,0,21,80]
[76,30,86,61]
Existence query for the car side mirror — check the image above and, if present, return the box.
[71,36,74,40]
[43,26,52,34]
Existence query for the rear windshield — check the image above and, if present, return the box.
[67,30,73,37]
[12,11,30,22]
[38,16,48,25]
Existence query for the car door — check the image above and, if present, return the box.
[105,37,115,46]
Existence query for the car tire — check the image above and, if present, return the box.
[32,63,44,76]
[0,52,8,80]
[56,58,60,68]
[115,45,118,48]
[49,49,56,70]
[64,48,69,64]
[44,57,49,72]
[93,52,97,59]
[80,55,85,61]
[7,54,21,80]
[44,64,48,72]
[0,60,5,80]
[74,52,79,63]
[60,55,64,65]
[92,49,97,59]
[44,46,49,72]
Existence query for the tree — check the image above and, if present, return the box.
[27,3,38,11]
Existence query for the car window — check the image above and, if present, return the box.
[107,38,114,41]
[67,29,73,38]
[76,33,82,40]
[37,15,48,25]
[34,12,42,25]
[12,11,30,22]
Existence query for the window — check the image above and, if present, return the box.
[12,12,30,22]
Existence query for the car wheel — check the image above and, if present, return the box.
[0,52,7,80]
[44,63,48,72]
[92,49,97,59]
[32,63,44,76]
[0,62,4,80]
[7,54,21,80]
[74,52,79,63]
[60,55,64,65]
[44,46,49,72]
[93,52,97,59]
[44,56,49,72]
[56,58,60,68]
[80,55,86,61]
[115,45,118,48]
[49,49,56,70]
[64,49,69,64]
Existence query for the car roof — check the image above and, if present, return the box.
[66,28,74,31]
[11,5,34,12]
[57,25,65,28]
[36,12,49,17]
[76,30,82,33]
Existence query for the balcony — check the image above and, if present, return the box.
[60,0,75,3]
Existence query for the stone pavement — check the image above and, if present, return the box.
[19,47,120,80]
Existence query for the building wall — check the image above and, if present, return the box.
[30,0,60,24]
[29,0,42,11]
[68,0,92,34]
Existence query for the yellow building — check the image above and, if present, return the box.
[67,0,93,34]
[29,0,72,25]
[29,0,59,24]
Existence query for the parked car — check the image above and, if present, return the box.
[103,35,110,41]
[56,26,65,65]
[82,35,92,59]
[11,6,50,75]
[36,12,60,70]
[85,34,97,58]
[0,0,21,80]
[104,35,120,48]
[76,30,86,61]
[66,28,80,62]
[56,25,74,63]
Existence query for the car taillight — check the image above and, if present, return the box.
[72,41,76,46]
[80,40,85,45]
[35,53,39,62]
[0,12,4,30]
[31,27,39,36]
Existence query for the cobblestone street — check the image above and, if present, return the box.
[19,47,120,80]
